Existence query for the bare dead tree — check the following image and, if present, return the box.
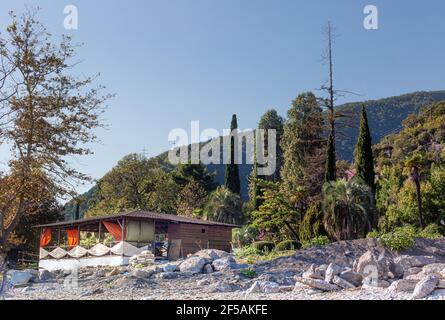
[318,22,363,173]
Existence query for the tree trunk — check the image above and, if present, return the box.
[411,166,424,229]
[283,220,300,245]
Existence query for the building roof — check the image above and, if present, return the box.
[35,210,239,229]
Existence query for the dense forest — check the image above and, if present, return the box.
[64,90,445,219]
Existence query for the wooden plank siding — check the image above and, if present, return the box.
[168,222,233,256]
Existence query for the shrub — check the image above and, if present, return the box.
[366,230,380,239]
[252,241,275,253]
[275,240,300,251]
[239,268,257,279]
[379,226,416,251]
[302,235,330,248]
[418,224,443,239]
[232,225,259,248]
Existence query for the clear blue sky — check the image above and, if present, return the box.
[1,0,444,193]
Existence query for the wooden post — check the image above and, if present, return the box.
[121,218,125,257]
[77,225,80,247]
[98,221,102,244]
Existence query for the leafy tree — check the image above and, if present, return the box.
[322,178,375,241]
[171,163,216,193]
[224,114,241,195]
[258,109,285,181]
[0,10,110,257]
[354,107,376,194]
[204,186,243,225]
[299,202,326,243]
[251,180,300,242]
[281,92,325,208]
[176,181,208,217]
[378,165,445,231]
[86,155,179,216]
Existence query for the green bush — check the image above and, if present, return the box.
[252,241,275,253]
[232,225,259,248]
[379,226,416,251]
[302,235,330,248]
[239,268,257,279]
[366,230,380,239]
[418,224,443,239]
[275,240,300,251]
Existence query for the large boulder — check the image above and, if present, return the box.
[246,281,280,294]
[9,270,34,287]
[325,263,343,283]
[422,263,445,276]
[162,263,179,273]
[332,276,356,289]
[294,276,341,292]
[212,257,236,272]
[339,269,363,287]
[130,269,153,279]
[179,256,207,274]
[192,249,231,262]
[412,275,439,299]
[354,251,390,280]
[393,256,436,277]
[403,267,422,279]
[387,279,419,293]
[302,264,324,280]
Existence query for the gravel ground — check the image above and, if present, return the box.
[4,238,445,301]
[4,269,445,301]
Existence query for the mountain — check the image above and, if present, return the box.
[64,90,445,219]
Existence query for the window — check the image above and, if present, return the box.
[201,228,206,234]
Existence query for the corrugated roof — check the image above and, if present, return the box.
[35,210,239,228]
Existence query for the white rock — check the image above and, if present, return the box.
[245,281,279,294]
[302,264,324,280]
[192,249,231,261]
[393,256,436,277]
[130,269,153,279]
[422,263,445,275]
[411,275,439,299]
[354,251,389,279]
[387,279,419,293]
[162,264,178,273]
[212,257,236,271]
[332,276,356,289]
[403,267,422,279]
[179,256,207,274]
[325,263,343,283]
[339,269,363,287]
[294,276,341,292]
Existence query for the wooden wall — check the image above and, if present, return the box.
[168,222,232,257]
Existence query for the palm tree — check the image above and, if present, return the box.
[322,178,374,241]
[204,186,243,225]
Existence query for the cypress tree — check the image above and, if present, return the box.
[225,114,241,195]
[354,106,375,193]
[324,133,336,183]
